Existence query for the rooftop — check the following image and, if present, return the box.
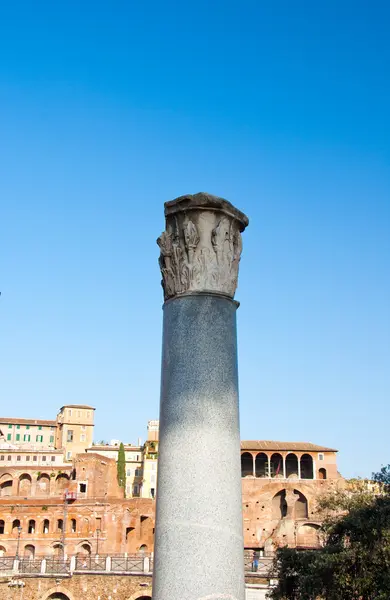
[59,405,95,410]
[0,417,56,426]
[241,441,338,452]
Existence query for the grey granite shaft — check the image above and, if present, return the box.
[152,294,245,600]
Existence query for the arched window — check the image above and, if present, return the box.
[18,474,32,496]
[55,474,70,494]
[79,542,91,555]
[241,452,253,478]
[294,490,308,519]
[270,453,283,478]
[37,473,50,496]
[24,544,35,559]
[255,453,268,478]
[52,543,63,557]
[70,519,76,533]
[319,468,327,480]
[0,476,13,497]
[57,519,63,532]
[139,544,148,554]
[297,523,320,548]
[28,520,36,534]
[0,520,4,535]
[43,519,50,534]
[0,545,6,556]
[300,454,314,479]
[12,519,21,533]
[285,453,299,478]
[272,490,287,519]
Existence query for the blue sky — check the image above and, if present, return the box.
[1,1,389,478]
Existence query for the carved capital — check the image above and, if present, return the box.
[157,192,249,301]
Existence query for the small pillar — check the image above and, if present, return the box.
[153,193,249,600]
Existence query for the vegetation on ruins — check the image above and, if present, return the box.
[117,442,126,492]
[269,465,390,600]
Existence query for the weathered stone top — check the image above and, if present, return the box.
[164,192,249,231]
[157,192,249,301]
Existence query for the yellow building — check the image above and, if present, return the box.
[55,405,95,461]
[0,417,56,448]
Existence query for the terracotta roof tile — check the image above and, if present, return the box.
[241,440,338,452]
[0,418,56,426]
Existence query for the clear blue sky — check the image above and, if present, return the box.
[1,1,389,479]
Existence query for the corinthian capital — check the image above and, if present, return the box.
[157,192,249,301]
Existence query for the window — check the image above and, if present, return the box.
[33,456,37,462]
[127,469,131,476]
[57,519,63,532]
[80,434,86,442]
[133,484,139,496]
[51,456,55,462]
[67,430,74,442]
[26,456,30,462]
[16,425,20,430]
[79,483,87,493]
[24,434,30,442]
[66,451,72,460]
[135,468,142,477]
[318,453,324,461]
[7,455,11,461]
[77,411,81,417]
[42,456,46,462]
[7,434,11,441]
[68,409,72,417]
[17,456,21,462]
[50,436,54,443]
[50,426,55,431]
[0,520,4,534]
[151,487,155,499]
[8,425,12,429]
[26,425,30,430]
[81,425,86,431]
[71,518,76,533]
[15,434,20,441]
[36,435,43,442]
[28,520,35,534]
[0,456,3,461]
[38,426,42,431]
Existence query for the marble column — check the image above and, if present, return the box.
[153,193,249,600]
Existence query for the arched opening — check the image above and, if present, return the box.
[42,519,50,534]
[0,545,6,556]
[270,453,283,478]
[319,468,327,480]
[37,473,50,496]
[55,474,70,495]
[12,519,21,533]
[52,543,63,557]
[57,519,63,532]
[241,452,253,477]
[255,453,268,478]
[47,594,71,600]
[0,520,4,534]
[70,518,76,533]
[297,523,321,548]
[78,542,91,556]
[138,544,148,554]
[300,454,314,479]
[0,477,13,497]
[28,519,36,534]
[23,544,35,559]
[272,490,287,519]
[294,490,308,519]
[18,474,32,496]
[285,454,298,479]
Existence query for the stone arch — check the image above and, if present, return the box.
[76,541,91,555]
[39,585,76,600]
[270,453,283,478]
[23,544,35,559]
[285,453,299,479]
[297,523,321,547]
[51,542,63,556]
[294,489,308,519]
[55,473,70,495]
[0,545,6,556]
[18,473,32,496]
[300,454,314,479]
[12,519,21,533]
[272,489,287,519]
[319,467,327,480]
[0,474,13,497]
[241,452,253,477]
[255,453,268,477]
[36,473,50,496]
[127,593,152,600]
[138,544,148,553]
[42,519,50,534]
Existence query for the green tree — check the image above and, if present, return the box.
[117,442,126,493]
[269,465,390,600]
